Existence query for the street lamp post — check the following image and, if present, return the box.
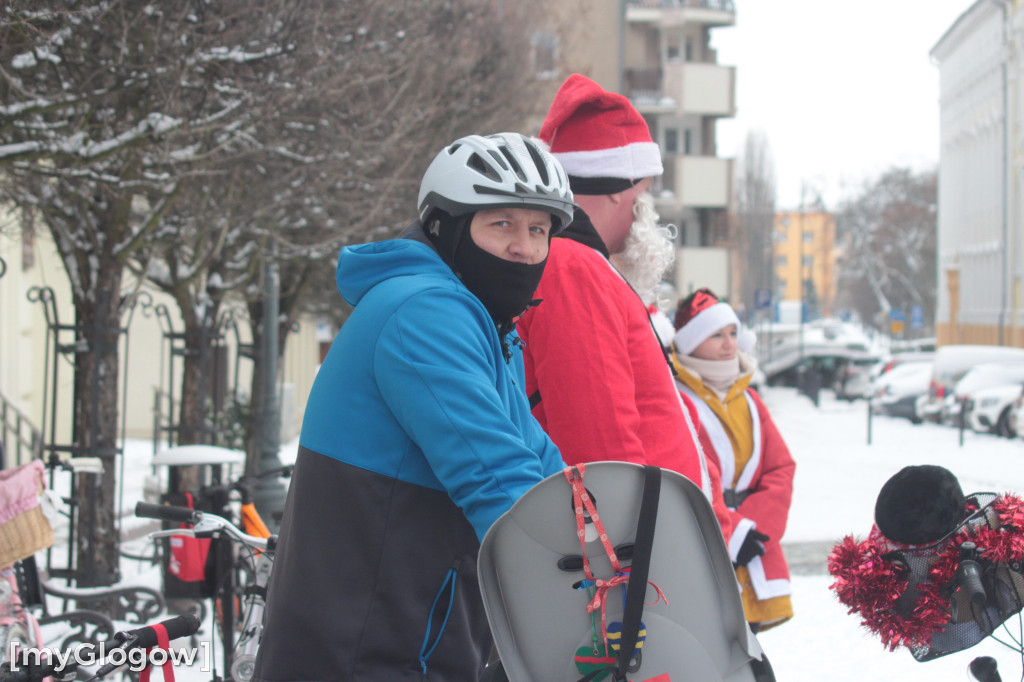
[252,258,287,531]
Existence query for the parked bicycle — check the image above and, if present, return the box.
[135,500,275,682]
[0,456,161,671]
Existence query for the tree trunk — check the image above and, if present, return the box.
[177,316,224,447]
[72,283,123,588]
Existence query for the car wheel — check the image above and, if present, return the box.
[997,407,1016,438]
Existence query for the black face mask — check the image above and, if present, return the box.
[453,231,547,324]
[424,211,547,325]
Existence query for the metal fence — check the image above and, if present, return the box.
[0,388,44,468]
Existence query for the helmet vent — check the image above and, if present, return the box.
[486,148,510,171]
[498,146,528,183]
[467,152,502,182]
[524,142,550,186]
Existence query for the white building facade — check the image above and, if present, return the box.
[931,0,1024,347]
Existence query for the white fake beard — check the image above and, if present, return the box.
[610,192,677,305]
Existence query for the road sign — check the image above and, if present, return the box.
[910,305,924,330]
[754,288,773,310]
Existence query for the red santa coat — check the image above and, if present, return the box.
[676,374,795,605]
[518,236,733,540]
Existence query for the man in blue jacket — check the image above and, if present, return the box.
[253,133,575,681]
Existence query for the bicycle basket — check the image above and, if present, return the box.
[0,460,54,568]
[830,492,1024,660]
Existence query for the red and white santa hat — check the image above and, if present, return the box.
[538,73,663,184]
[673,288,756,355]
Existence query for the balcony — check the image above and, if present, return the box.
[626,0,736,28]
[625,63,735,117]
[660,155,732,209]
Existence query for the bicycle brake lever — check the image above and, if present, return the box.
[148,529,196,540]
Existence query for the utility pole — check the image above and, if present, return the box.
[798,182,806,364]
[252,257,287,531]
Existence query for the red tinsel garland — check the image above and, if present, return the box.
[827,493,1024,651]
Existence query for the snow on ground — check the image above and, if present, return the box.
[34,386,1024,681]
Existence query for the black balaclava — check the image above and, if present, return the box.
[424,210,547,331]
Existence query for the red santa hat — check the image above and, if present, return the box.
[538,73,663,183]
[673,288,755,355]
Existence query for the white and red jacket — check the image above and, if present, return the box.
[674,367,795,602]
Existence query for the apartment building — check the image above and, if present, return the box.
[772,211,838,321]
[931,0,1024,347]
[536,0,738,299]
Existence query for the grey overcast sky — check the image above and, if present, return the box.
[711,0,978,210]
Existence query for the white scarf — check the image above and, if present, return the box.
[676,354,741,400]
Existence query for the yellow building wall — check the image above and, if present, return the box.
[772,211,837,316]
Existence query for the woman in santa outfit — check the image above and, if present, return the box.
[671,288,796,632]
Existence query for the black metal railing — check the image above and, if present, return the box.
[624,68,664,104]
[0,388,44,469]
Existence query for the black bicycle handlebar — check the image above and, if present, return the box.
[0,615,201,682]
[956,541,987,614]
[91,615,201,679]
[135,501,198,524]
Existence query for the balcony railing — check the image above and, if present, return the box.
[627,0,736,11]
[625,64,735,117]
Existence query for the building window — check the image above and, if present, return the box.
[664,128,679,154]
[802,255,813,268]
[666,37,682,62]
[532,32,559,80]
[802,231,814,244]
[685,38,693,62]
[776,255,787,267]
[683,129,692,155]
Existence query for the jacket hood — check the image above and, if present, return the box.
[336,229,452,307]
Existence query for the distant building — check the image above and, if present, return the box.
[931,0,1024,347]
[534,0,738,302]
[772,211,838,321]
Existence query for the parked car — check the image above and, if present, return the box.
[1011,387,1024,439]
[873,351,935,380]
[953,362,1024,437]
[919,345,1024,423]
[833,355,885,401]
[871,360,933,424]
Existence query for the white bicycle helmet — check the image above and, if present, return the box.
[418,133,575,233]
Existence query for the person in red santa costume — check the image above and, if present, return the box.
[672,287,795,631]
[517,73,733,541]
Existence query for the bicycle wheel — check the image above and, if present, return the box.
[0,620,32,666]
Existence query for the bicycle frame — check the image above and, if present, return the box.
[137,503,272,682]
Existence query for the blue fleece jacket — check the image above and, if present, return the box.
[299,235,564,540]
